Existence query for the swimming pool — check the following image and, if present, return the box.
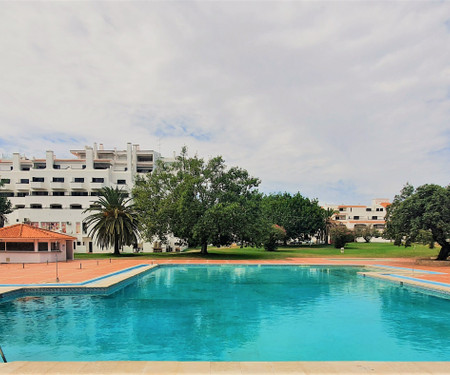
[0,265,449,361]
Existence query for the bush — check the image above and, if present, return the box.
[263,224,286,251]
[330,225,355,248]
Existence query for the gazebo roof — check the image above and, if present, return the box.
[0,224,76,241]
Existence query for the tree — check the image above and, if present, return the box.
[263,224,286,251]
[83,187,140,255]
[330,225,354,248]
[0,183,13,228]
[261,192,324,244]
[133,147,261,255]
[354,225,377,243]
[385,183,450,260]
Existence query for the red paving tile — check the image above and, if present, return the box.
[0,257,449,286]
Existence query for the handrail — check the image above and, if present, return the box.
[0,345,7,363]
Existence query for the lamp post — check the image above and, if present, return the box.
[55,253,59,283]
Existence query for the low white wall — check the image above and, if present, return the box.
[0,250,66,263]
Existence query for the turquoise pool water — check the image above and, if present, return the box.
[0,265,449,361]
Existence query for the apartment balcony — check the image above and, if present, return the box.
[30,182,46,190]
[16,183,30,191]
[90,182,106,190]
[70,182,85,190]
[50,182,66,190]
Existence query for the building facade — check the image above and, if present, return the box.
[323,198,390,231]
[0,143,162,253]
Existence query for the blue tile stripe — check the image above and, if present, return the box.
[384,274,450,288]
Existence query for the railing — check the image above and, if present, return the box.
[0,345,7,363]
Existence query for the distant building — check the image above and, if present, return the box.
[0,143,171,253]
[0,224,75,263]
[322,198,390,231]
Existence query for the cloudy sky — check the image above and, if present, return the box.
[0,1,449,204]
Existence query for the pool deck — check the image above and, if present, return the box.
[0,257,449,374]
[1,361,450,374]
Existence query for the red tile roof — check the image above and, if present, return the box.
[0,224,76,240]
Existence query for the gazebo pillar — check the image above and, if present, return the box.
[34,240,39,252]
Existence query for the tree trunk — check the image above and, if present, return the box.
[200,242,208,255]
[436,242,450,261]
[114,237,120,256]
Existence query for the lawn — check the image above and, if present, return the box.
[74,242,439,260]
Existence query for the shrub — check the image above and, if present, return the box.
[330,225,355,249]
[263,224,286,251]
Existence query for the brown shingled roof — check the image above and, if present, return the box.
[0,224,76,240]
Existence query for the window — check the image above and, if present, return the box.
[52,177,64,182]
[2,242,34,251]
[32,177,44,182]
[1,179,10,184]
[14,204,25,209]
[376,208,384,212]
[74,178,84,183]
[21,167,30,171]
[51,242,60,251]
[38,242,48,251]
[90,191,101,196]
[137,155,153,162]
[17,192,29,197]
[353,216,359,220]
[76,241,82,246]
[70,204,83,209]
[0,192,14,197]
[366,208,372,212]
[31,191,49,196]
[53,191,65,196]
[137,168,152,173]
[92,177,104,183]
[71,191,88,196]
[20,179,29,184]
[90,204,101,209]
[30,204,42,209]
[117,179,126,185]
[53,164,60,169]
[372,216,378,220]
[50,204,63,209]
[34,163,46,169]
[339,208,344,211]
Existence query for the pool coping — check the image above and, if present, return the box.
[0,360,449,374]
[0,264,158,301]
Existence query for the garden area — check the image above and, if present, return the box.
[74,242,439,260]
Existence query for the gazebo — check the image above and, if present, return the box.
[0,224,76,263]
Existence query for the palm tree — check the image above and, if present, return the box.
[83,187,140,255]
[322,208,338,245]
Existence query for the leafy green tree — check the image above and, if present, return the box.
[354,225,378,243]
[261,192,324,243]
[385,183,450,260]
[133,147,261,255]
[0,182,13,228]
[83,187,140,255]
[330,225,355,248]
[263,224,286,251]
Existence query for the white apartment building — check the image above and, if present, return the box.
[0,143,162,253]
[323,198,390,231]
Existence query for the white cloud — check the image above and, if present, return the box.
[0,1,449,204]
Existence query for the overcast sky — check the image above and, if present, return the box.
[0,1,449,204]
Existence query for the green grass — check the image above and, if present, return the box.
[74,242,439,260]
